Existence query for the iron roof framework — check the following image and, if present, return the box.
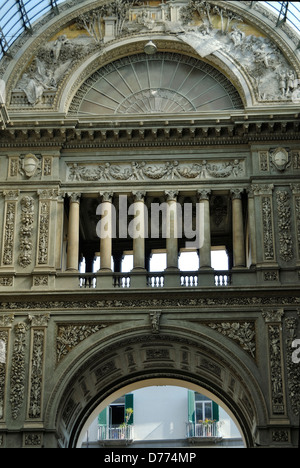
[0,1,299,59]
[0,0,61,58]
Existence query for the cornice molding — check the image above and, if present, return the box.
[0,113,299,149]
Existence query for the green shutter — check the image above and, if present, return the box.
[125,394,134,425]
[98,408,107,426]
[188,390,195,423]
[212,402,219,422]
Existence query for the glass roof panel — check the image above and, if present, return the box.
[0,1,299,60]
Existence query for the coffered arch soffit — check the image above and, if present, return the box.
[4,0,300,115]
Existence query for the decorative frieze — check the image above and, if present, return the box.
[67,159,245,183]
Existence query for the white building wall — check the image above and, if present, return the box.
[133,386,188,441]
[82,386,243,445]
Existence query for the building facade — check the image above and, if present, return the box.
[0,0,299,449]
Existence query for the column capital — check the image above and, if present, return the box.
[132,191,146,202]
[165,190,178,201]
[231,188,244,200]
[197,189,211,201]
[68,192,81,204]
[100,191,113,202]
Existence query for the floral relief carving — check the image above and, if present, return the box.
[28,329,45,419]
[56,323,108,364]
[67,159,245,182]
[284,316,300,416]
[19,196,34,268]
[262,196,275,261]
[0,330,8,420]
[37,201,50,265]
[206,321,256,358]
[276,190,293,262]
[267,324,285,415]
[2,192,19,266]
[10,323,27,420]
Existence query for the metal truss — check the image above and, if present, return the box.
[0,0,60,58]
[276,1,289,26]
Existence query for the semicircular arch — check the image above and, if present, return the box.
[47,326,268,449]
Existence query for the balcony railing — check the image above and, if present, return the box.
[186,422,221,439]
[79,270,234,289]
[98,425,133,441]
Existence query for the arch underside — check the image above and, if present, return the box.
[52,329,264,449]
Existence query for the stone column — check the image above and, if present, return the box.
[66,193,81,271]
[165,190,179,270]
[197,189,212,268]
[231,189,246,267]
[246,187,257,266]
[132,191,146,271]
[99,192,114,271]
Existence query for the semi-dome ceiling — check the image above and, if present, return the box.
[0,2,299,60]
[70,52,244,116]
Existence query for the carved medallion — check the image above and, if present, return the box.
[21,154,40,178]
[271,148,290,172]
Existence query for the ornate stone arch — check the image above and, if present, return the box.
[46,324,268,448]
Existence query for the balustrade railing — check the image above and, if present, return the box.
[147,273,164,287]
[98,425,133,441]
[186,421,220,439]
[180,273,198,287]
[214,271,232,286]
[113,273,131,288]
[79,270,235,289]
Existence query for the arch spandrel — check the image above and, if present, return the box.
[48,325,268,449]
[2,0,299,114]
